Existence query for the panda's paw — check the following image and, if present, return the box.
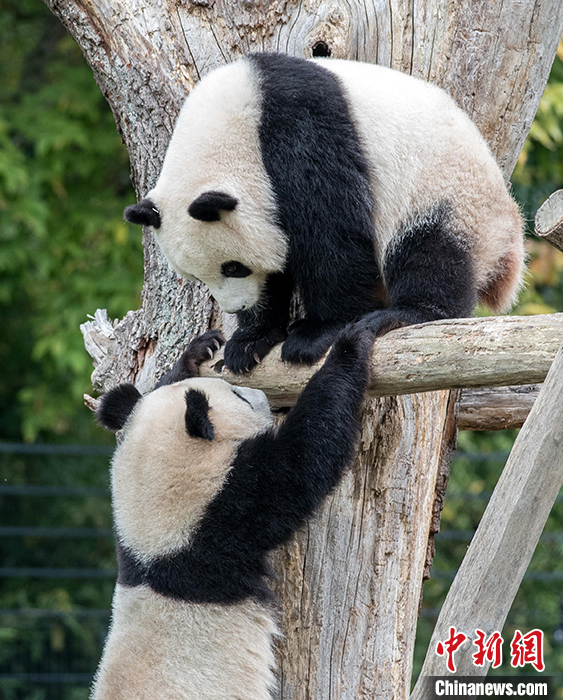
[153,330,225,388]
[186,329,226,365]
[281,320,342,365]
[327,323,375,368]
[224,327,286,374]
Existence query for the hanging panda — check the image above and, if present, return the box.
[125,53,525,374]
[93,327,373,699]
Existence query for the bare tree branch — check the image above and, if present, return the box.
[459,385,540,431]
[535,189,563,253]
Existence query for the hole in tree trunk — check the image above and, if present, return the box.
[312,41,331,57]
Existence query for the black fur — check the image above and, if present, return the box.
[116,535,146,587]
[221,261,252,278]
[239,53,382,367]
[124,198,161,229]
[361,204,476,336]
[280,318,343,365]
[224,271,292,374]
[96,384,142,432]
[116,326,374,603]
[184,389,215,441]
[154,330,225,390]
[188,191,238,222]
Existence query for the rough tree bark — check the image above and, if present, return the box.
[43,1,563,698]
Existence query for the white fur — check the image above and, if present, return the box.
[92,585,278,700]
[148,60,287,311]
[92,378,276,699]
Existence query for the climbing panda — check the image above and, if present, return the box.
[93,327,373,699]
[124,53,524,374]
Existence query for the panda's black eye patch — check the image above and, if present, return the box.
[188,191,238,222]
[221,261,252,278]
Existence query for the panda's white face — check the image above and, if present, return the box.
[135,58,287,314]
[111,377,272,561]
[145,190,274,313]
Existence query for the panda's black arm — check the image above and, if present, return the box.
[223,271,293,374]
[197,326,373,554]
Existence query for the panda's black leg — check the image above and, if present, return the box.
[361,204,477,337]
[224,272,292,374]
[281,318,346,365]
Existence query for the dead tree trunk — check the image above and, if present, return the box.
[44,1,563,698]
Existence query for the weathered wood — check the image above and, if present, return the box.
[535,189,563,253]
[424,391,460,581]
[410,340,563,691]
[458,385,540,431]
[82,312,561,404]
[44,0,563,697]
[200,314,559,405]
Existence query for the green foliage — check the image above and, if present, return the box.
[0,0,142,444]
[513,46,563,220]
[0,5,140,689]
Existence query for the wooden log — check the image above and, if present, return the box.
[84,383,540,432]
[410,339,563,691]
[458,385,540,431]
[197,314,563,406]
[535,189,563,253]
[82,312,560,411]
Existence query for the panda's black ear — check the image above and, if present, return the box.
[97,384,142,432]
[188,191,238,222]
[124,198,161,229]
[184,389,215,440]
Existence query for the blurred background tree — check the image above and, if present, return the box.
[0,0,142,446]
[0,0,562,697]
[0,2,140,696]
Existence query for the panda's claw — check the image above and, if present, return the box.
[207,347,214,359]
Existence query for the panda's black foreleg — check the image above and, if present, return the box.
[224,271,292,374]
[280,318,346,365]
[362,205,478,337]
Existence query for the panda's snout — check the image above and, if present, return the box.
[235,386,271,418]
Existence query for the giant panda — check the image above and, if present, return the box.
[93,326,373,699]
[124,52,524,374]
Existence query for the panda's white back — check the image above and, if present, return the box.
[318,58,523,299]
[93,585,277,700]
